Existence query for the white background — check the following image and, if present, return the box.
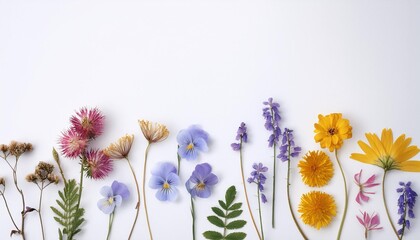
[1,1,420,240]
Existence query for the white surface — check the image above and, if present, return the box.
[1,1,420,239]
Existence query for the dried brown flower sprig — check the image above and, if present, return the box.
[0,141,34,239]
[26,161,60,240]
[138,119,169,239]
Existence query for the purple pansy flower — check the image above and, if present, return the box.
[149,162,180,201]
[231,122,247,151]
[177,125,209,161]
[97,181,130,214]
[277,128,301,162]
[185,163,218,198]
[248,163,268,203]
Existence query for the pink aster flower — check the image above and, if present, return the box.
[85,149,112,179]
[70,107,105,139]
[356,211,383,239]
[59,129,88,158]
[354,169,380,204]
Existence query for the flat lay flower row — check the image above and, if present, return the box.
[1,98,419,240]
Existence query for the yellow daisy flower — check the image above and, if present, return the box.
[314,113,352,152]
[298,191,337,230]
[350,128,420,172]
[298,151,334,187]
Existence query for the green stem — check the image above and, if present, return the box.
[257,184,265,240]
[382,171,401,240]
[335,150,347,240]
[142,143,153,240]
[76,157,85,210]
[286,146,308,240]
[127,157,141,240]
[271,142,276,228]
[190,197,196,240]
[38,183,45,240]
[239,141,263,240]
[106,211,115,240]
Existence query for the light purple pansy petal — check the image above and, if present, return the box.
[149,175,166,189]
[204,173,219,186]
[193,138,208,152]
[97,198,115,214]
[100,186,113,198]
[152,162,177,176]
[111,181,130,200]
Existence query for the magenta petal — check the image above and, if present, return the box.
[370,214,380,227]
[354,170,362,184]
[356,193,362,205]
[365,174,377,185]
[360,192,370,202]
[356,215,365,226]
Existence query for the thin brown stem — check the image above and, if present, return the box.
[142,143,153,240]
[38,182,45,240]
[382,171,401,240]
[13,156,26,240]
[127,157,141,240]
[286,148,308,240]
[335,150,348,240]
[239,141,262,240]
[1,192,20,231]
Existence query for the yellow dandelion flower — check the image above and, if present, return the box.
[104,134,134,159]
[350,128,420,172]
[298,191,337,230]
[298,150,334,187]
[138,120,169,144]
[314,113,352,152]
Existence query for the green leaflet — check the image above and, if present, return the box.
[50,179,85,240]
[203,186,247,240]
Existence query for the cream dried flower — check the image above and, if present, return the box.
[104,134,134,159]
[138,120,169,143]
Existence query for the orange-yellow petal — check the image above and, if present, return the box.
[399,161,420,172]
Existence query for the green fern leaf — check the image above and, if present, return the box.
[203,185,247,240]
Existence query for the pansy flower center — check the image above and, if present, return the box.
[163,182,170,189]
[108,197,114,204]
[197,182,206,190]
[187,143,194,150]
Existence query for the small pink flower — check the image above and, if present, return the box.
[356,211,383,239]
[354,169,380,204]
[59,129,87,158]
[70,107,104,139]
[85,149,112,179]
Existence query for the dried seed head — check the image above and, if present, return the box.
[0,144,8,153]
[35,162,55,180]
[9,141,33,157]
[26,174,38,183]
[0,177,5,186]
[47,174,60,184]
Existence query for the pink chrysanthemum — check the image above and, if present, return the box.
[70,107,105,139]
[354,169,380,204]
[59,129,88,158]
[85,149,112,179]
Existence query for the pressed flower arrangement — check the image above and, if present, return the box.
[0,101,419,240]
